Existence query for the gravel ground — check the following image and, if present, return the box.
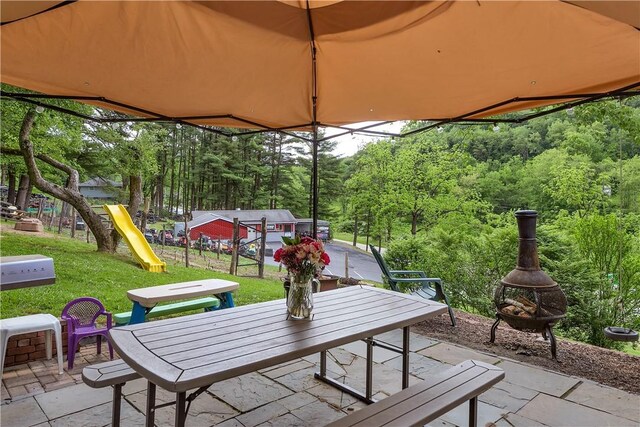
[415,309,640,395]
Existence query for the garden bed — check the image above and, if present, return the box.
[416,309,640,394]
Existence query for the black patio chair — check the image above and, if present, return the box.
[369,244,456,326]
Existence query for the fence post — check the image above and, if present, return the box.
[345,252,349,278]
[230,218,238,275]
[184,215,190,268]
[199,232,203,256]
[258,217,267,278]
[48,199,57,230]
[217,237,221,260]
[71,210,76,238]
[57,202,66,234]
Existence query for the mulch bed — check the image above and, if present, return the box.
[415,309,640,395]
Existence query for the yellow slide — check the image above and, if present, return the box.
[104,204,166,273]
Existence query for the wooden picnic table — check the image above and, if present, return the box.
[109,286,447,427]
[125,279,239,324]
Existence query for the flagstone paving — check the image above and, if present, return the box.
[2,331,639,427]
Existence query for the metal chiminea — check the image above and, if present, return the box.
[490,210,567,359]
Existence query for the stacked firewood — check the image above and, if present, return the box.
[501,296,538,317]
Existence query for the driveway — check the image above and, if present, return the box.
[264,240,383,283]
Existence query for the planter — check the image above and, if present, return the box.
[283,274,341,297]
[317,275,340,292]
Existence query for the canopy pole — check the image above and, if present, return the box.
[306,1,319,240]
[312,127,318,240]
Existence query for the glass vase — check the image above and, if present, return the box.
[287,277,314,319]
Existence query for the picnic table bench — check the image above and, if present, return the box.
[84,358,503,427]
[82,359,140,427]
[115,279,239,325]
[327,359,504,427]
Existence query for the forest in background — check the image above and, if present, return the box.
[1,86,638,349]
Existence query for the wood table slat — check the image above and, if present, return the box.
[150,293,408,354]
[140,290,387,345]
[162,299,427,363]
[180,303,441,373]
[130,285,365,336]
[109,287,447,392]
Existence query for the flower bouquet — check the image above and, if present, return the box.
[274,235,330,319]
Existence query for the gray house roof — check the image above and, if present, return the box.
[295,218,330,226]
[79,178,122,187]
[192,209,296,224]
[78,177,122,200]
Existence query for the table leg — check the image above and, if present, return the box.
[145,381,156,427]
[366,337,373,401]
[130,302,148,325]
[112,383,122,427]
[216,291,235,309]
[469,396,478,427]
[403,325,410,389]
[314,327,413,404]
[314,345,376,404]
[175,391,187,427]
[320,350,327,376]
[45,329,52,359]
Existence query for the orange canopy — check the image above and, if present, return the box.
[1,1,639,130]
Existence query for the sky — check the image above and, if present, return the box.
[325,121,405,157]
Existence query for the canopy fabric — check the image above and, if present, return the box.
[1,1,639,130]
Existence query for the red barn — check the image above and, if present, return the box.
[192,209,297,243]
[187,213,247,241]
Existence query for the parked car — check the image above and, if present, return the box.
[317,226,330,241]
[176,236,188,247]
[0,201,18,218]
[221,240,233,254]
[193,235,215,251]
[144,230,155,244]
[75,219,86,231]
[159,230,174,245]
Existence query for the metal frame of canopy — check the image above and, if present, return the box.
[3,83,639,239]
[3,82,640,142]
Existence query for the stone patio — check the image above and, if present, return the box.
[2,330,639,427]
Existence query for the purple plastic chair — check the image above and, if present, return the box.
[61,297,113,369]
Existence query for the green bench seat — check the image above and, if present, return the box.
[114,297,219,326]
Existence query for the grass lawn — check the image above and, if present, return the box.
[0,229,284,318]
[624,343,640,356]
[332,231,379,247]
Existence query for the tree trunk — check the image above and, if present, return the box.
[411,211,418,235]
[15,174,30,210]
[128,175,143,231]
[7,165,17,205]
[17,109,126,252]
[365,210,371,249]
[353,213,359,247]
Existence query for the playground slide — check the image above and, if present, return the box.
[104,204,166,273]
